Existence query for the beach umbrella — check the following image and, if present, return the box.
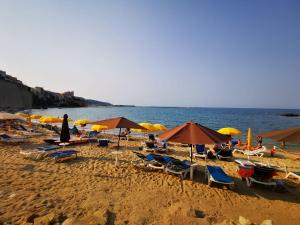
[259,126,300,147]
[39,116,63,124]
[247,128,252,149]
[139,123,156,131]
[153,123,168,131]
[74,119,91,126]
[132,123,156,133]
[60,114,70,143]
[30,114,42,119]
[91,117,145,148]
[91,124,109,131]
[15,112,29,118]
[217,127,242,136]
[158,122,229,163]
[0,112,24,121]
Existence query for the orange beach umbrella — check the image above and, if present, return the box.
[159,122,229,162]
[91,117,145,148]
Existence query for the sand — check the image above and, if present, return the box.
[0,130,300,225]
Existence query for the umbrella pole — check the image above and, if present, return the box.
[117,128,121,149]
[190,145,193,163]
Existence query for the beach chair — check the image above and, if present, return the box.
[44,138,59,144]
[285,171,300,180]
[216,149,233,161]
[132,152,166,170]
[233,146,267,158]
[193,144,207,159]
[143,141,168,153]
[234,159,256,167]
[143,142,157,152]
[145,154,169,170]
[47,150,79,162]
[20,145,61,159]
[231,140,238,146]
[205,165,234,189]
[237,165,277,188]
[0,134,28,143]
[98,139,109,147]
[165,157,191,179]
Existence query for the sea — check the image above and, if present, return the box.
[29,106,300,148]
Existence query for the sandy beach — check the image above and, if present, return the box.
[0,129,299,225]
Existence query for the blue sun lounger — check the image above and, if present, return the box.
[205,165,234,189]
[163,156,191,179]
[48,150,79,162]
[193,144,207,159]
[132,152,165,170]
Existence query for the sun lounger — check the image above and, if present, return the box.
[164,157,191,179]
[233,146,267,158]
[285,171,300,180]
[54,139,90,146]
[47,150,79,162]
[237,165,277,187]
[205,165,234,189]
[216,149,233,161]
[98,139,109,147]
[143,141,168,153]
[234,159,256,166]
[132,152,166,170]
[193,144,207,159]
[20,145,61,159]
[0,134,28,143]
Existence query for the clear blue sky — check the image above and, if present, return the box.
[0,0,299,108]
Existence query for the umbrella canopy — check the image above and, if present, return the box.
[91,117,144,148]
[60,114,70,143]
[139,123,156,131]
[259,126,300,144]
[132,123,155,132]
[40,116,63,124]
[91,117,144,129]
[158,122,229,162]
[153,123,168,131]
[74,119,91,126]
[15,113,29,118]
[0,112,24,121]
[247,128,252,149]
[218,127,242,136]
[30,114,42,119]
[91,124,109,131]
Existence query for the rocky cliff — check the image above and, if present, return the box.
[0,70,112,110]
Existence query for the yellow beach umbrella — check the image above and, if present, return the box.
[218,127,242,136]
[132,122,157,133]
[74,119,91,126]
[153,123,168,131]
[30,114,42,119]
[247,128,252,149]
[91,124,108,131]
[39,116,63,124]
[15,113,29,118]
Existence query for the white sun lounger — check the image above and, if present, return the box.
[233,146,267,158]
[285,171,300,180]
